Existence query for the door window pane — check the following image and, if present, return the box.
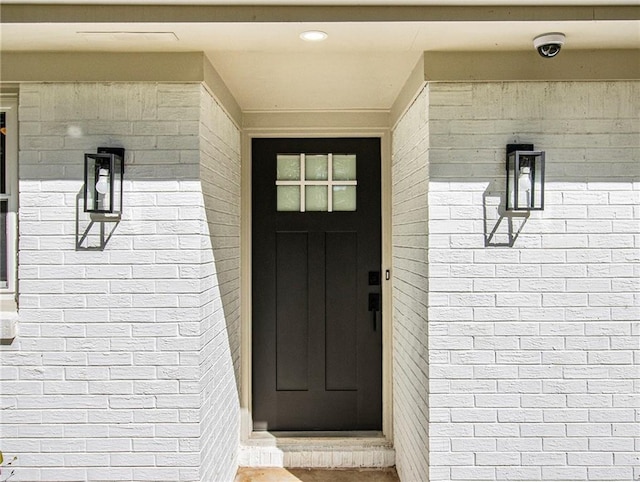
[277,186,300,211]
[305,155,328,181]
[276,152,356,212]
[305,186,328,211]
[333,154,356,181]
[277,154,301,180]
[332,186,357,211]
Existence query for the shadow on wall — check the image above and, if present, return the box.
[200,153,242,398]
[75,189,120,251]
[204,194,242,396]
[482,181,530,248]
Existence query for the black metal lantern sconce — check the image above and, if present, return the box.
[84,147,125,215]
[506,144,545,211]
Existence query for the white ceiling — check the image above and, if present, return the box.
[1,15,639,111]
[2,0,639,4]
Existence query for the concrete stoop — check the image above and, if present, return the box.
[238,435,395,468]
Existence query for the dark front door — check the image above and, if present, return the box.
[252,137,382,431]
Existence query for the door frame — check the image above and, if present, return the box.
[240,112,393,444]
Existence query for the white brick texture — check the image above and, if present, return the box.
[392,85,431,482]
[0,83,241,481]
[198,85,242,482]
[394,81,639,482]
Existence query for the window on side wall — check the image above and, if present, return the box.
[0,95,18,310]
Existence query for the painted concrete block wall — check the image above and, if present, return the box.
[198,85,242,482]
[426,81,639,481]
[0,82,241,481]
[391,85,431,482]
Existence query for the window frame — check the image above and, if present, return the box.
[0,94,18,306]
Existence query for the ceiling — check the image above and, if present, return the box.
[1,0,639,4]
[1,4,639,111]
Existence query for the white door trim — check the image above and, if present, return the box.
[240,113,393,451]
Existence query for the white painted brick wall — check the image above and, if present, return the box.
[198,85,242,482]
[391,85,431,482]
[0,82,241,481]
[424,81,640,482]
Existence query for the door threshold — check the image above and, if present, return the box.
[260,431,385,439]
[246,431,390,447]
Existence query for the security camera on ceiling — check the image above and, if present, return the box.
[533,33,566,58]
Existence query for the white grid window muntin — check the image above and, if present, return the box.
[276,153,357,212]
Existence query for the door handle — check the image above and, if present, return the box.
[368,293,381,331]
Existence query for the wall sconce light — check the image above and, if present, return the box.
[506,144,545,211]
[84,147,125,214]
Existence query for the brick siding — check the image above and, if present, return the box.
[0,83,241,481]
[392,85,431,482]
[393,80,639,482]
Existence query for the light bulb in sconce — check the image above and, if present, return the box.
[95,168,110,195]
[518,165,532,208]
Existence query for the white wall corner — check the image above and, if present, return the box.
[390,53,427,131]
[202,54,243,129]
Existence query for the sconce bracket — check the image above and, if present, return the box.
[98,147,125,173]
[506,144,534,159]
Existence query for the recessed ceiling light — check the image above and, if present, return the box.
[300,30,328,42]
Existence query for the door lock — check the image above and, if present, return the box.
[368,293,381,331]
